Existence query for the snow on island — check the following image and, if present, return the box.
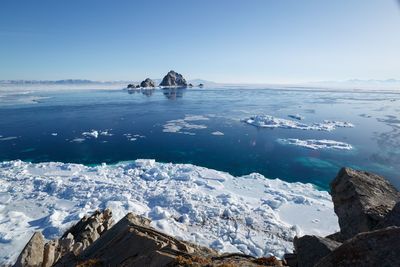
[0,160,338,264]
[278,138,353,150]
[245,115,354,131]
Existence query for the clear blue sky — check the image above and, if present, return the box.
[1,0,399,83]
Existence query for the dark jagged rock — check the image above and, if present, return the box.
[198,83,204,88]
[159,70,187,87]
[294,235,341,267]
[140,78,155,88]
[315,227,400,267]
[14,232,45,267]
[16,210,281,267]
[325,231,346,243]
[377,201,400,229]
[127,83,136,88]
[330,167,400,240]
[14,209,114,267]
[188,83,193,87]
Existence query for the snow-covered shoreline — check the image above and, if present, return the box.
[0,159,339,264]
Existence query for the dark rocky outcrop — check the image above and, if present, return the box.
[315,227,400,267]
[293,235,341,267]
[140,78,155,88]
[377,201,400,229]
[159,70,187,87]
[198,83,204,88]
[330,167,400,240]
[14,209,113,267]
[127,83,136,89]
[16,210,284,267]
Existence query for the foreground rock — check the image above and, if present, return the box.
[293,235,341,267]
[285,168,400,267]
[159,70,187,87]
[14,232,45,267]
[140,78,155,88]
[330,167,400,240]
[315,227,400,267]
[15,210,285,267]
[14,209,113,267]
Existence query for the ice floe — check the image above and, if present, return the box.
[278,138,353,150]
[123,133,146,142]
[0,136,18,141]
[245,115,354,131]
[82,130,99,138]
[0,160,338,264]
[163,115,209,134]
[211,131,224,136]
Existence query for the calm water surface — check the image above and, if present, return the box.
[1,86,399,190]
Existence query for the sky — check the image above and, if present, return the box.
[0,0,400,83]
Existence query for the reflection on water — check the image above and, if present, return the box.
[162,88,185,100]
[126,87,186,99]
[127,88,155,97]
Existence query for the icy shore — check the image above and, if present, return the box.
[0,160,338,264]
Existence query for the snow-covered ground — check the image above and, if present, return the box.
[245,115,354,131]
[0,160,338,264]
[278,139,353,150]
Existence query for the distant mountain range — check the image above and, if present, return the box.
[0,79,217,85]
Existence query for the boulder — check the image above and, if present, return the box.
[140,78,155,88]
[127,84,136,89]
[294,235,341,267]
[198,83,204,88]
[66,213,215,266]
[159,70,187,87]
[330,167,400,240]
[14,232,45,267]
[377,201,400,228]
[315,227,400,267]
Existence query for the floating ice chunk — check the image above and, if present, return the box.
[0,136,18,141]
[245,115,354,132]
[82,130,99,138]
[278,138,353,150]
[288,114,305,120]
[211,131,224,136]
[99,130,113,136]
[70,138,85,143]
[51,133,58,136]
[163,115,208,134]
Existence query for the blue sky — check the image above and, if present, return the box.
[0,0,399,83]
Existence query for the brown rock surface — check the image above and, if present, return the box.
[315,226,400,267]
[330,167,400,240]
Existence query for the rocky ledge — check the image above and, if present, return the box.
[13,167,400,267]
[286,167,400,267]
[14,211,283,267]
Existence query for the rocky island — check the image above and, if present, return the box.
[159,70,188,88]
[13,167,400,267]
[126,71,206,90]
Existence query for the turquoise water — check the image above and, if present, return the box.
[1,86,399,190]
